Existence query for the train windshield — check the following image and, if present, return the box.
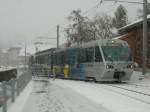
[102,45,131,61]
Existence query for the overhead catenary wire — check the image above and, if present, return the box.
[104,0,146,4]
[60,0,119,38]
[39,0,142,47]
[39,0,147,38]
[45,0,114,35]
[59,0,134,34]
[82,0,102,16]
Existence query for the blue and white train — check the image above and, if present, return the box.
[33,39,134,82]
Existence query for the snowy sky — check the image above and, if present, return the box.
[0,0,148,53]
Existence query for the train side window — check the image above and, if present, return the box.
[57,52,61,65]
[53,53,57,65]
[61,51,65,65]
[85,47,94,62]
[95,46,102,62]
[77,48,86,63]
[62,51,67,65]
[55,53,58,65]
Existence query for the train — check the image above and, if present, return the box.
[32,39,134,82]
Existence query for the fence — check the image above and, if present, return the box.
[0,70,32,112]
[31,64,50,77]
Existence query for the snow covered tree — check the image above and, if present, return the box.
[94,14,113,39]
[112,5,128,28]
[66,9,95,44]
[65,10,115,45]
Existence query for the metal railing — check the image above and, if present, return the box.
[0,70,32,112]
[31,64,50,77]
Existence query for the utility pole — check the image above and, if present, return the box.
[25,41,27,70]
[142,0,148,75]
[57,24,59,48]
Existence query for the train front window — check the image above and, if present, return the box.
[95,46,102,62]
[102,45,131,61]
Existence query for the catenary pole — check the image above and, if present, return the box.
[142,0,148,75]
[24,40,27,70]
[57,25,60,48]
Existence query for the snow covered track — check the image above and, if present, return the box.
[107,84,150,96]
[53,79,150,112]
[101,84,150,105]
[124,83,150,89]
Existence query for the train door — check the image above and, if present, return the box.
[92,46,105,81]
[50,52,54,75]
[97,42,108,81]
[83,47,95,80]
[67,48,82,79]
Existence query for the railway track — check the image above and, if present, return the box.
[100,84,150,105]
[108,84,150,96]
[84,82,150,105]
[37,77,150,106]
[58,78,150,105]
[107,84,150,96]
[126,83,150,89]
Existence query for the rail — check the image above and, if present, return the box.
[101,84,150,105]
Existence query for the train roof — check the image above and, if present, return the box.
[35,48,56,56]
[54,39,126,53]
[34,39,127,55]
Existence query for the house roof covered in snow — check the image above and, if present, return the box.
[118,14,150,34]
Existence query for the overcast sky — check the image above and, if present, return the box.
[0,0,147,52]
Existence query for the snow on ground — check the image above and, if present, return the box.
[7,71,150,112]
[130,71,150,85]
[52,79,150,112]
[21,78,110,112]
[8,81,33,112]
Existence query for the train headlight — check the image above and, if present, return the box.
[106,65,114,69]
[127,64,133,69]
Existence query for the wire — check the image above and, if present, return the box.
[46,26,57,34]
[82,2,101,16]
[82,0,103,15]
[58,0,103,29]
[41,0,144,45]
[104,0,147,4]
[102,2,118,15]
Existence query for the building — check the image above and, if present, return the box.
[6,47,21,66]
[0,49,9,66]
[118,15,150,68]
